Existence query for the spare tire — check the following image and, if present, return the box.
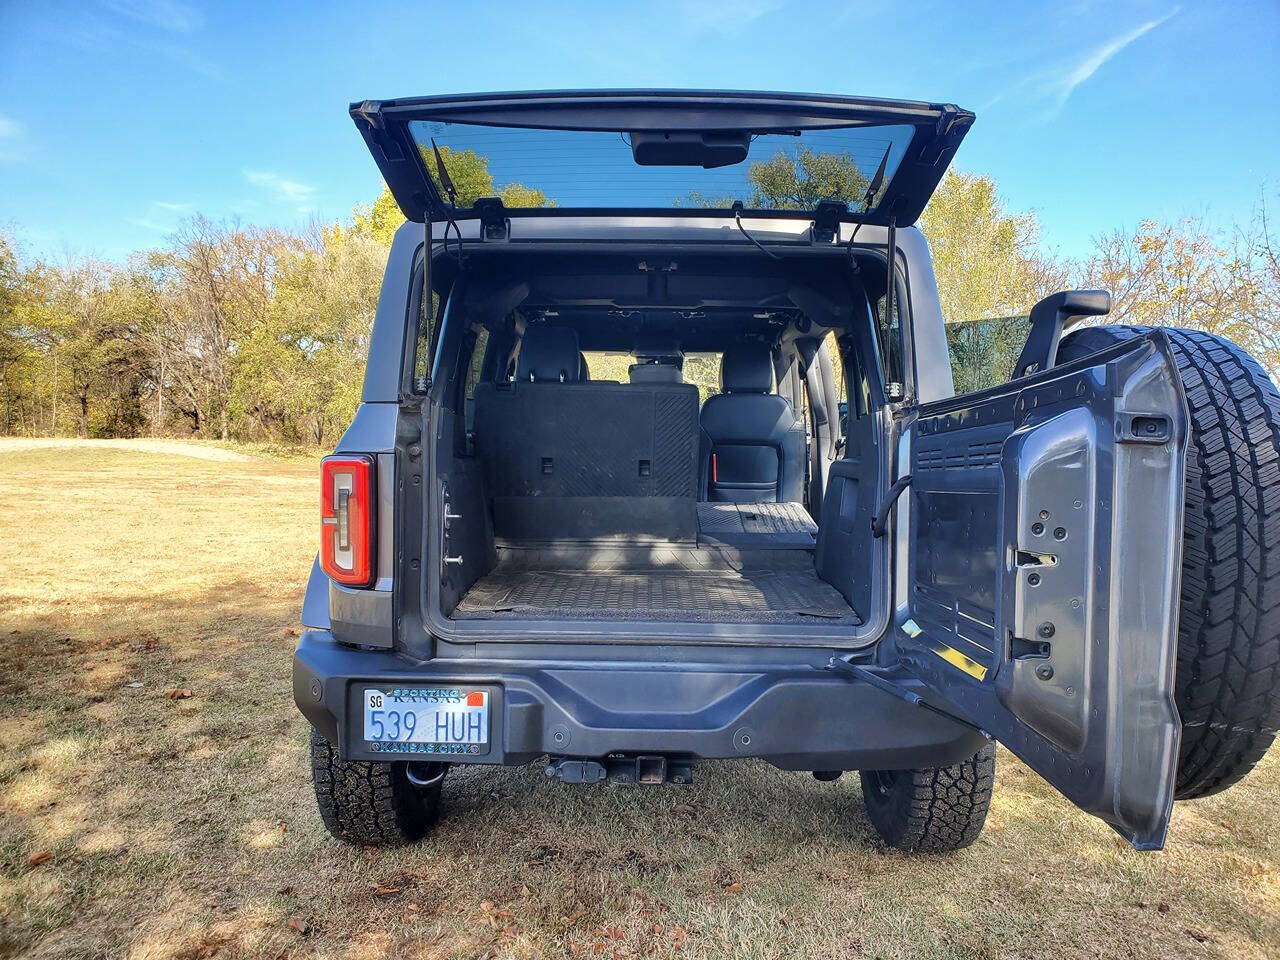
[1056,326,1280,799]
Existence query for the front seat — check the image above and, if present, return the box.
[699,345,804,503]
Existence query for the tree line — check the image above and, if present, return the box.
[1,156,1277,444]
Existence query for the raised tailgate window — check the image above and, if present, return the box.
[407,121,915,210]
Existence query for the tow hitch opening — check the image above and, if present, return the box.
[545,755,695,786]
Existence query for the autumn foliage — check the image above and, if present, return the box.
[1,168,1277,443]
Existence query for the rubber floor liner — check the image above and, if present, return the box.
[453,545,860,624]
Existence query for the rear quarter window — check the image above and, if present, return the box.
[411,263,441,393]
[944,315,1033,394]
[875,293,904,389]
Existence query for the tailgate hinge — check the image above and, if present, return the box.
[918,105,972,165]
[352,101,405,162]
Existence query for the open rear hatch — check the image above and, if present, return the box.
[350,90,974,227]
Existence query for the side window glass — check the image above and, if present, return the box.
[875,293,904,391]
[823,331,849,436]
[464,327,490,400]
[411,265,441,393]
[945,315,1034,394]
[461,326,490,441]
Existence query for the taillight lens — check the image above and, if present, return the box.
[320,455,375,587]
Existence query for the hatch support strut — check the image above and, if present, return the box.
[419,217,433,391]
[884,214,897,337]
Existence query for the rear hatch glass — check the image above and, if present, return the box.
[352,91,973,226]
[408,121,914,211]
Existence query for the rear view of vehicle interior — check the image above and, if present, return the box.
[424,249,895,644]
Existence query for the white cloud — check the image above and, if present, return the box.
[683,0,782,31]
[127,216,175,233]
[0,114,27,163]
[101,0,204,34]
[983,7,1179,119]
[1047,8,1179,110]
[244,170,318,214]
[126,200,194,234]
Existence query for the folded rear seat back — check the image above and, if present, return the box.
[473,326,700,542]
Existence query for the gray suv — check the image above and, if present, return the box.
[294,90,1280,853]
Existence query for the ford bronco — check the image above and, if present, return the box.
[294,90,1280,852]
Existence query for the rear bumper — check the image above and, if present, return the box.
[293,631,987,770]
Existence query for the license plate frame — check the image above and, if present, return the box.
[357,684,495,757]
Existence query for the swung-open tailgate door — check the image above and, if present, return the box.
[900,332,1188,849]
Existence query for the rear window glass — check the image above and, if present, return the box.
[407,121,914,211]
[579,350,724,402]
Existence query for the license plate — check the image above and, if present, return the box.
[362,687,490,756]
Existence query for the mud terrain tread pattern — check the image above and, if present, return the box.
[1058,326,1280,799]
[309,727,440,846]
[860,743,996,852]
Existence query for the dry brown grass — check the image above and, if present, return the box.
[0,438,1276,960]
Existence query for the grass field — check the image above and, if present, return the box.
[1,439,1277,960]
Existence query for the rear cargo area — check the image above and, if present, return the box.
[426,252,886,642]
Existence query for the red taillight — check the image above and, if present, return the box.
[320,455,375,587]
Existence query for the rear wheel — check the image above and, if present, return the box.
[309,727,447,846]
[859,743,996,852]
[1057,325,1280,799]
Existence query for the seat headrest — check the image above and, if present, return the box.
[578,352,591,380]
[517,326,581,383]
[720,345,773,393]
[629,361,683,384]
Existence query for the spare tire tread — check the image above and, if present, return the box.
[1168,329,1280,799]
[1058,325,1280,799]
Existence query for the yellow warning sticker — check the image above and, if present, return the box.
[928,640,989,681]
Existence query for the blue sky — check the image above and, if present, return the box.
[1,0,1276,263]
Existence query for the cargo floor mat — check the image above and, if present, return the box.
[453,545,860,624]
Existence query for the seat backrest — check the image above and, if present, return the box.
[699,344,805,503]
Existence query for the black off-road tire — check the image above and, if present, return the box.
[859,743,996,852]
[309,727,446,846]
[1058,325,1280,799]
